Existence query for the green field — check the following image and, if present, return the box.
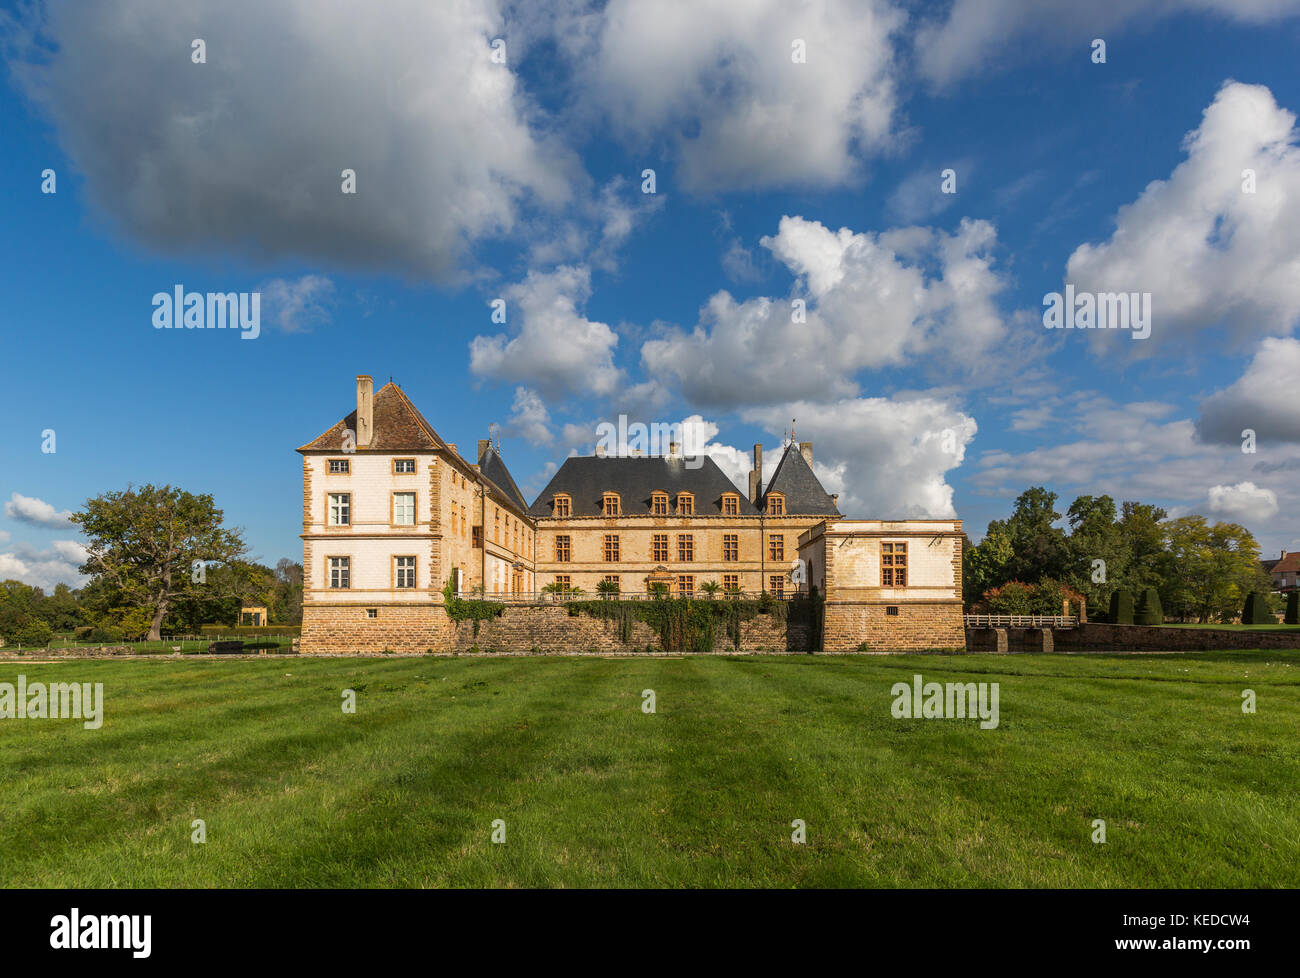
[3,653,1298,887]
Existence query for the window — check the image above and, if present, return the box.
[886,606,900,616]
[366,608,378,619]
[767,493,785,516]
[678,534,694,562]
[769,576,785,599]
[393,492,416,526]
[722,573,739,593]
[881,542,908,587]
[723,533,738,562]
[722,493,739,516]
[395,556,416,589]
[555,535,571,562]
[553,494,571,517]
[677,492,694,515]
[328,459,350,474]
[393,458,415,474]
[603,492,621,517]
[328,493,351,526]
[494,509,500,542]
[769,534,784,561]
[651,492,668,516]
[472,525,483,548]
[555,574,572,593]
[604,574,621,592]
[461,505,467,537]
[604,534,621,562]
[329,557,350,589]
[677,575,694,597]
[651,533,669,563]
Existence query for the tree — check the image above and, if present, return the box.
[1108,588,1135,625]
[1119,501,1168,593]
[596,578,621,599]
[962,524,1013,608]
[1159,517,1262,623]
[699,580,722,599]
[71,485,249,641]
[1064,494,1129,610]
[272,559,304,624]
[1004,487,1070,584]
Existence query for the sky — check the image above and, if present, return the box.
[1,0,1299,590]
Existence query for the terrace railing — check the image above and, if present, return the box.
[964,614,1079,629]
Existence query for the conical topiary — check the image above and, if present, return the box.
[1242,592,1274,625]
[1286,591,1299,626]
[1108,588,1135,625]
[1134,587,1164,625]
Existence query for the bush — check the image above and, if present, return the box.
[984,581,1035,616]
[1108,589,1135,625]
[1134,588,1164,625]
[1242,592,1275,625]
[87,626,124,643]
[73,626,94,640]
[13,618,54,647]
[1286,592,1299,626]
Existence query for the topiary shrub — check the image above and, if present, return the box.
[1285,591,1299,626]
[1134,588,1164,625]
[1108,589,1135,625]
[1242,592,1275,625]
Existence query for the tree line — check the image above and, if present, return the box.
[0,485,301,646]
[964,487,1278,623]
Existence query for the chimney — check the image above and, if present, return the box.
[799,441,813,467]
[668,440,680,458]
[477,439,490,460]
[749,444,763,503]
[356,375,374,448]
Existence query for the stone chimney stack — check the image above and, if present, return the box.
[477,439,490,459]
[356,375,374,448]
[749,444,763,502]
[799,441,813,467]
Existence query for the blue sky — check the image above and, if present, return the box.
[2,0,1300,588]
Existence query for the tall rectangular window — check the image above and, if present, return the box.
[604,534,620,562]
[678,534,694,562]
[393,492,416,525]
[677,493,694,515]
[722,534,738,562]
[677,575,694,597]
[769,576,785,599]
[555,536,571,562]
[329,557,350,589]
[881,542,908,587]
[722,494,739,515]
[768,534,784,561]
[555,574,572,593]
[328,493,351,526]
[652,493,668,516]
[651,534,668,563]
[395,556,416,589]
[722,573,739,593]
[554,495,571,517]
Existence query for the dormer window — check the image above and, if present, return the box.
[721,493,740,516]
[603,492,621,517]
[553,494,571,518]
[767,493,785,516]
[677,492,694,516]
[651,492,668,516]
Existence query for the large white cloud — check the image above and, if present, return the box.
[566,0,904,192]
[4,493,73,528]
[641,215,1010,408]
[915,1,1300,87]
[469,265,623,398]
[1197,337,1300,444]
[1205,481,1280,523]
[0,541,88,591]
[6,0,573,281]
[1065,82,1300,351]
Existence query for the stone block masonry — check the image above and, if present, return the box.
[822,600,966,653]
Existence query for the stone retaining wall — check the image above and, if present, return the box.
[967,622,1300,653]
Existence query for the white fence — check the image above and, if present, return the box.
[964,614,1079,629]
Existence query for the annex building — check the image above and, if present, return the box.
[297,376,965,653]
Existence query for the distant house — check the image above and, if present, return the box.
[1264,550,1299,592]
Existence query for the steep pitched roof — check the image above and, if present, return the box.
[528,455,757,517]
[759,443,840,516]
[478,444,529,512]
[297,383,447,453]
[1268,552,1300,575]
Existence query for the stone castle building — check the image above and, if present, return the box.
[298,376,965,653]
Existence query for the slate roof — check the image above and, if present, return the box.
[758,444,840,516]
[479,444,529,512]
[297,383,447,453]
[528,455,758,517]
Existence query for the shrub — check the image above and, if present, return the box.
[13,618,53,647]
[1286,592,1299,626]
[1108,589,1135,625]
[984,581,1035,616]
[87,625,124,643]
[1242,592,1275,625]
[1134,588,1164,625]
[73,626,94,640]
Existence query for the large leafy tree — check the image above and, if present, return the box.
[1004,487,1070,584]
[71,485,248,640]
[1158,516,1262,623]
[1064,494,1130,610]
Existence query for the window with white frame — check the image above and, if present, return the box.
[328,493,351,526]
[395,556,416,589]
[329,557,350,589]
[393,492,416,525]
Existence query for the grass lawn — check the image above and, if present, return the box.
[3,653,1298,888]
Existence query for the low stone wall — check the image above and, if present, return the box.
[967,622,1300,653]
[301,603,451,654]
[823,600,965,652]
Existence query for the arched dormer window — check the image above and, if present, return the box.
[677,492,694,516]
[766,492,785,516]
[721,492,740,516]
[651,491,669,516]
[603,492,621,517]
[553,493,571,518]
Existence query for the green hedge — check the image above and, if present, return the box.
[567,595,819,653]
[1286,592,1299,626]
[1134,588,1164,625]
[1242,592,1274,625]
[1108,589,1135,625]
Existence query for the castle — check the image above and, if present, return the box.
[297,376,965,653]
